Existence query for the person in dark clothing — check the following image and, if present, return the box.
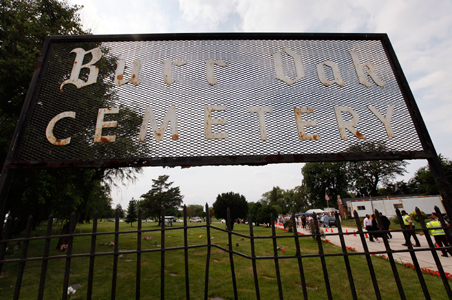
[371,214,381,242]
[379,212,392,239]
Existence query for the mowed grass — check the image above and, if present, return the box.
[0,221,451,299]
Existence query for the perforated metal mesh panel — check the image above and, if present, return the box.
[11,34,426,168]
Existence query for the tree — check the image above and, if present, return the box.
[249,202,262,223]
[1,1,141,233]
[256,205,278,226]
[213,192,248,230]
[409,155,452,195]
[346,142,407,197]
[301,161,349,208]
[115,204,125,219]
[187,204,204,218]
[260,186,284,205]
[140,175,184,224]
[125,199,138,226]
[0,0,87,165]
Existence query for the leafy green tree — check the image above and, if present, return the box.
[260,186,284,205]
[125,199,138,226]
[378,180,413,196]
[213,192,248,230]
[0,0,87,165]
[1,0,143,233]
[301,161,349,208]
[249,202,262,224]
[409,155,452,195]
[115,204,125,219]
[187,204,204,218]
[346,142,407,197]
[256,205,278,226]
[140,175,184,224]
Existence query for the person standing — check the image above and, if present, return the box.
[401,210,421,247]
[426,213,452,257]
[323,213,330,230]
[379,212,392,239]
[371,214,381,242]
[364,214,374,242]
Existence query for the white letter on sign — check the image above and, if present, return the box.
[272,47,305,86]
[94,108,119,143]
[115,60,141,86]
[60,47,102,91]
[249,106,273,141]
[368,105,395,138]
[294,107,320,140]
[139,106,179,141]
[46,111,76,146]
[334,106,366,140]
[350,49,385,88]
[316,60,345,87]
[205,59,228,86]
[205,105,228,139]
[163,59,187,85]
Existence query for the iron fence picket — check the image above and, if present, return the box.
[249,214,261,300]
[136,209,142,300]
[227,208,238,300]
[37,214,53,300]
[62,213,76,300]
[160,206,166,300]
[271,214,284,300]
[312,213,332,300]
[183,205,190,300]
[291,213,308,300]
[353,210,382,300]
[13,215,33,300]
[111,209,120,300]
[204,204,211,300]
[87,211,98,300]
[335,212,357,300]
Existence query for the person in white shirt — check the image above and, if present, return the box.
[363,214,374,242]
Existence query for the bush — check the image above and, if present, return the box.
[284,219,293,232]
[410,210,427,222]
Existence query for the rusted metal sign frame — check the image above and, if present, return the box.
[0,33,438,169]
[0,32,451,217]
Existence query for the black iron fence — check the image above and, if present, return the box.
[1,205,452,300]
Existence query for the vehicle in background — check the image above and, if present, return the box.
[190,217,202,223]
[175,219,184,223]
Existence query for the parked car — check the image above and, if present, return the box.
[190,217,202,223]
[175,219,183,223]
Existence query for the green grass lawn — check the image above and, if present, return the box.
[0,220,450,299]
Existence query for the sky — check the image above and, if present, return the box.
[69,0,452,209]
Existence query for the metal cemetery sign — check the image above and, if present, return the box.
[8,33,431,169]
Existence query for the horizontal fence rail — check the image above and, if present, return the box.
[1,205,452,299]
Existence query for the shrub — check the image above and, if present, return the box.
[284,219,293,232]
[410,210,427,222]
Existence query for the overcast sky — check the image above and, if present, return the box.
[69,0,452,209]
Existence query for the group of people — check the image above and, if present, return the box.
[363,210,452,257]
[363,213,392,243]
[278,212,337,231]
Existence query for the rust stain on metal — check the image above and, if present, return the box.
[100,136,112,143]
[172,134,179,140]
[355,131,364,139]
[117,74,123,81]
